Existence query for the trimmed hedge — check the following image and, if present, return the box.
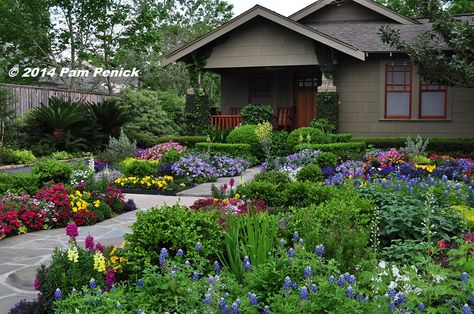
[227,125,262,159]
[156,136,208,148]
[295,142,367,160]
[352,137,474,157]
[241,104,273,125]
[329,133,352,143]
[195,143,251,157]
[287,127,325,151]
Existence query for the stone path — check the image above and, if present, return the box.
[0,166,260,313]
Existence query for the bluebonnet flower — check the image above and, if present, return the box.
[214,261,221,275]
[463,304,472,314]
[192,272,200,281]
[195,242,202,251]
[345,286,355,298]
[244,261,252,271]
[170,270,176,278]
[172,265,179,271]
[185,260,191,266]
[176,249,184,256]
[137,310,143,314]
[89,278,96,289]
[137,278,144,288]
[387,288,396,298]
[388,302,396,310]
[471,293,474,305]
[337,275,345,287]
[262,305,270,314]
[304,266,312,278]
[116,302,122,309]
[54,288,62,300]
[293,231,299,241]
[292,282,298,289]
[461,272,469,282]
[355,294,365,302]
[219,298,228,313]
[310,284,318,293]
[159,248,169,265]
[417,303,426,312]
[287,248,295,258]
[204,293,212,305]
[328,276,335,284]
[231,299,240,314]
[248,292,258,305]
[347,275,357,285]
[279,239,287,246]
[299,286,309,300]
[299,238,304,244]
[208,276,216,285]
[314,244,325,256]
[283,276,292,290]
[394,293,406,305]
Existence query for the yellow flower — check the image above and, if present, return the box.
[110,256,119,263]
[67,246,79,263]
[93,200,100,208]
[234,194,240,199]
[18,225,27,234]
[93,251,106,272]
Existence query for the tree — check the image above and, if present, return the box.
[375,0,474,17]
[0,88,14,149]
[379,0,474,87]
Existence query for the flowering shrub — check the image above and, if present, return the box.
[35,183,71,226]
[137,141,186,161]
[190,198,267,217]
[365,148,406,168]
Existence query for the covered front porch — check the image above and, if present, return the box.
[210,66,322,130]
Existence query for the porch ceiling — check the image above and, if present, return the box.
[162,5,366,67]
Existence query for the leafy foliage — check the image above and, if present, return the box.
[88,98,130,139]
[315,92,339,132]
[400,135,429,158]
[227,125,262,159]
[31,159,72,184]
[240,104,274,125]
[100,130,137,165]
[296,163,323,182]
[287,127,325,151]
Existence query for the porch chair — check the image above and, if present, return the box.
[277,107,292,130]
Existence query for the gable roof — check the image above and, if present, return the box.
[289,0,419,25]
[162,5,366,66]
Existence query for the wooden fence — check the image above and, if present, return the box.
[0,83,112,115]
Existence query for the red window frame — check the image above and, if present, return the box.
[419,80,447,119]
[384,63,412,119]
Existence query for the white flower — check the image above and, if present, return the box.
[433,274,445,284]
[388,281,397,289]
[414,287,423,295]
[378,261,386,269]
[391,265,400,277]
[397,275,409,282]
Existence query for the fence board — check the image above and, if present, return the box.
[0,83,113,115]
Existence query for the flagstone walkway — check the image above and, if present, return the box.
[0,166,260,313]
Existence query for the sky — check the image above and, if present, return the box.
[228,0,317,16]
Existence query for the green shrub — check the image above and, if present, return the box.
[125,130,159,148]
[227,125,262,159]
[253,171,291,186]
[282,181,333,208]
[296,163,323,182]
[3,114,32,150]
[183,92,210,135]
[195,143,251,157]
[51,151,73,160]
[120,158,158,177]
[100,130,137,164]
[123,205,223,276]
[31,159,72,184]
[237,181,283,207]
[316,91,339,131]
[206,127,233,143]
[0,173,40,195]
[287,127,324,151]
[160,149,182,164]
[88,98,130,141]
[156,135,207,148]
[287,187,374,270]
[316,152,337,167]
[240,104,273,125]
[411,155,432,165]
[329,133,352,143]
[271,131,290,157]
[0,148,36,165]
[295,142,367,160]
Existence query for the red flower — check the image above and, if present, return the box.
[465,233,474,244]
[437,240,446,248]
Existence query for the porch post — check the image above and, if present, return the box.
[319,73,337,92]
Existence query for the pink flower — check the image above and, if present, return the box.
[33,277,40,290]
[105,268,116,288]
[229,178,235,187]
[85,234,94,251]
[437,240,446,248]
[66,222,78,238]
[95,242,104,253]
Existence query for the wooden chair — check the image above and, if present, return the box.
[277,107,292,130]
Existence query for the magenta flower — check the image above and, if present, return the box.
[33,277,40,290]
[85,234,94,251]
[105,268,116,287]
[66,223,78,238]
[230,178,235,187]
[95,243,104,253]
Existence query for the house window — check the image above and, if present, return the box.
[385,63,412,119]
[419,80,447,119]
[249,73,271,104]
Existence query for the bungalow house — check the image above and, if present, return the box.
[162,0,474,137]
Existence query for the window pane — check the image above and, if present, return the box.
[386,93,410,117]
[421,92,445,117]
[393,72,405,84]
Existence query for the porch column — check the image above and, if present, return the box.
[319,73,337,92]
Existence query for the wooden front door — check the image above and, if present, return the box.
[294,77,318,128]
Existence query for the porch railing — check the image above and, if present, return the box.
[210,115,242,129]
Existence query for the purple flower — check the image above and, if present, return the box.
[192,272,200,281]
[463,304,472,314]
[232,300,240,314]
[214,261,221,275]
[248,292,258,305]
[85,234,94,251]
[299,286,309,300]
[337,275,345,287]
[66,223,78,238]
[471,293,474,305]
[137,278,144,288]
[293,231,299,241]
[328,276,335,284]
[195,242,202,251]
[159,248,169,265]
[347,274,356,285]
[208,276,216,285]
[417,303,426,312]
[394,293,406,305]
[310,284,318,293]
[303,266,312,278]
[89,278,97,289]
[461,272,469,282]
[345,286,355,298]
[262,305,270,314]
[287,248,295,258]
[314,244,325,256]
[54,288,62,300]
[95,243,104,253]
[33,278,40,290]
[387,288,396,298]
[219,298,228,313]
[244,261,252,271]
[106,269,115,287]
[176,249,184,256]
[283,276,292,290]
[204,293,212,305]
